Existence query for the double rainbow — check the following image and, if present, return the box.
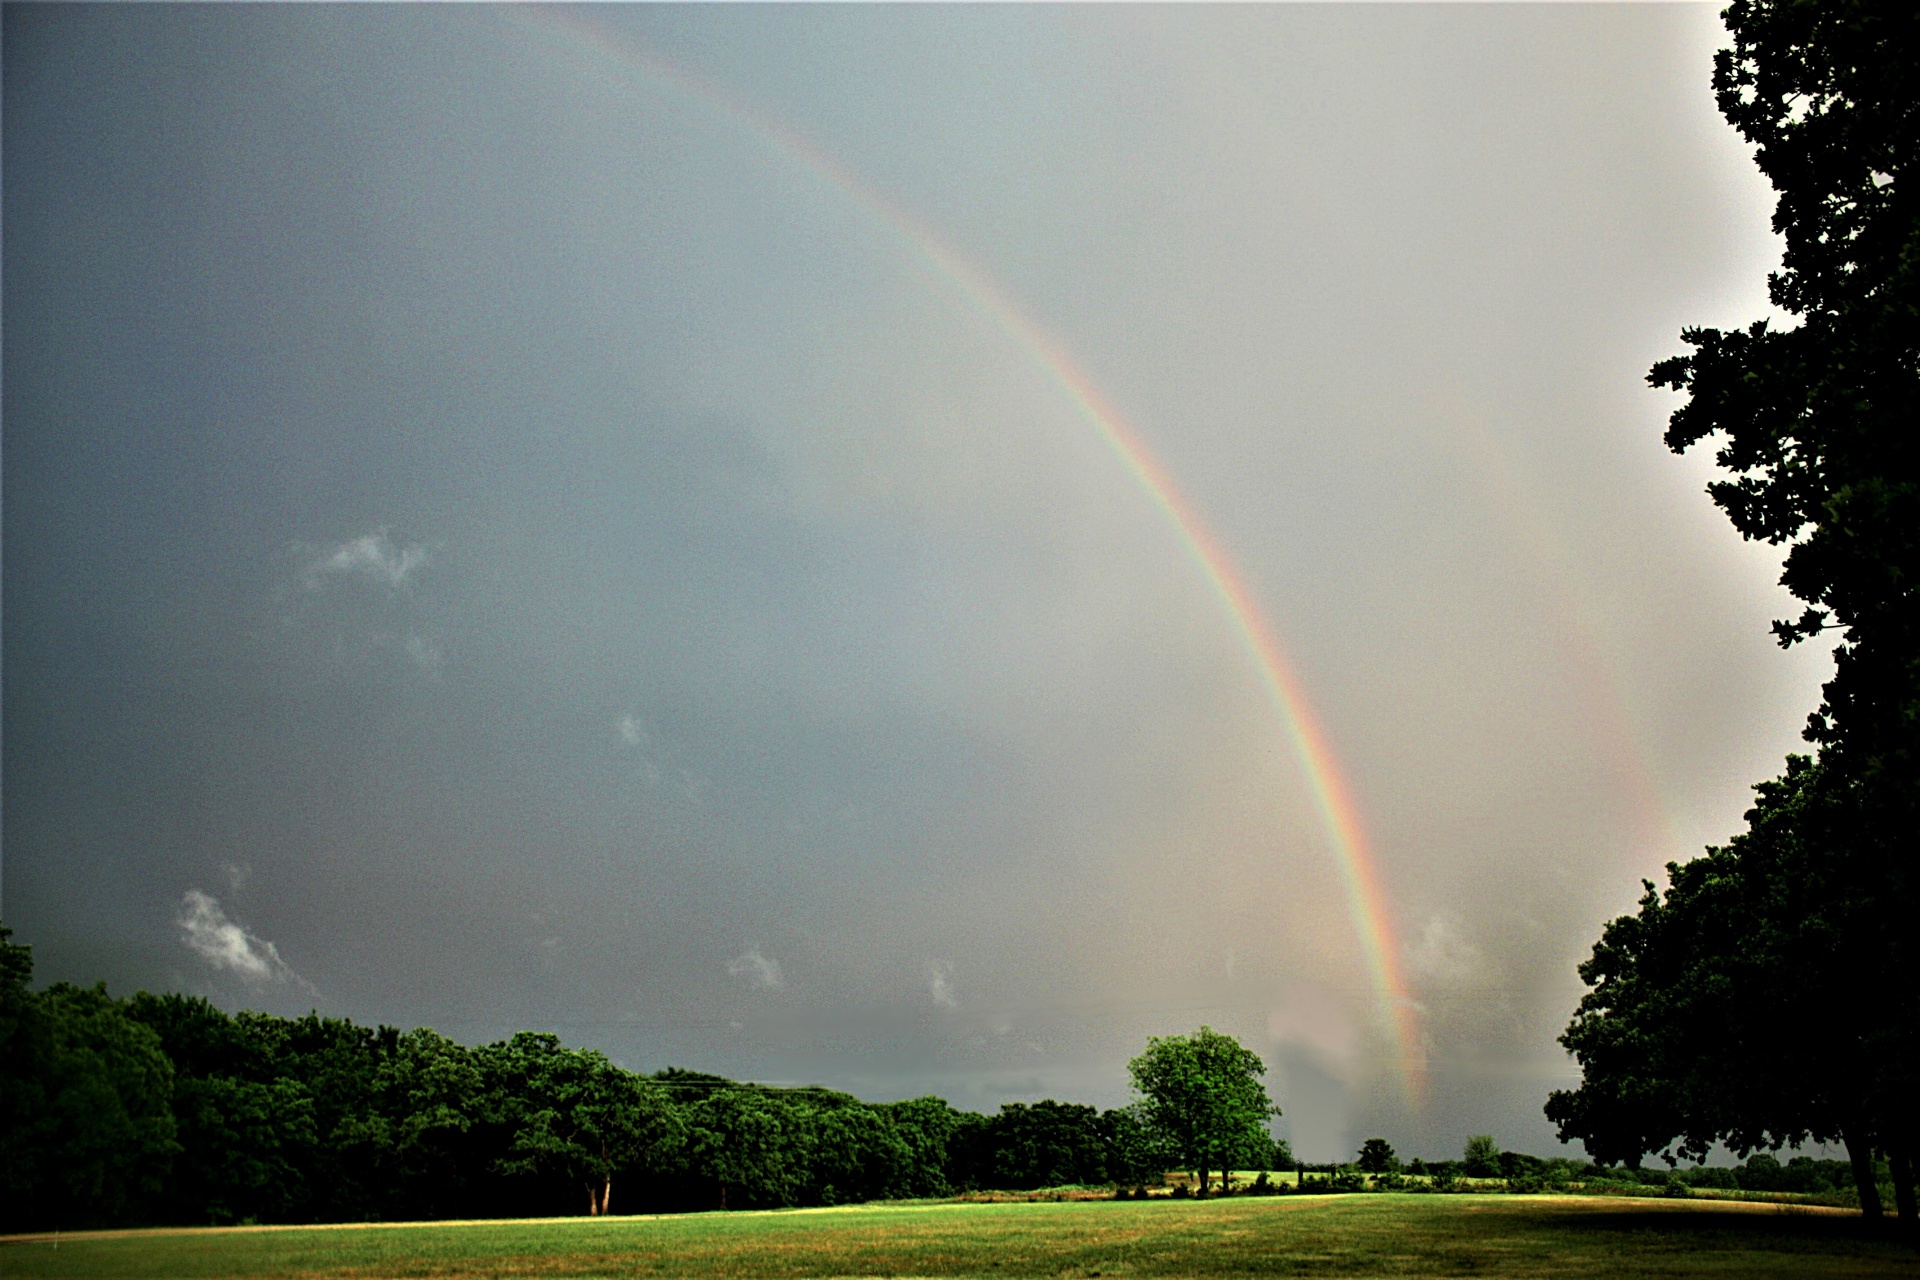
[503,9,1425,1104]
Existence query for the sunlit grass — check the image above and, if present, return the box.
[2,1194,1909,1278]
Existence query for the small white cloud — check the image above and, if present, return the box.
[176,889,306,987]
[727,947,783,990]
[617,714,647,747]
[927,960,958,1008]
[302,530,427,591]
[1406,915,1485,985]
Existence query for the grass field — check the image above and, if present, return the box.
[2,1195,1911,1279]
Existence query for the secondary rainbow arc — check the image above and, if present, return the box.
[504,9,1427,1104]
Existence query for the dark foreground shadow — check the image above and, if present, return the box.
[1533,1202,1908,1255]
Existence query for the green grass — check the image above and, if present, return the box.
[2,1195,1911,1279]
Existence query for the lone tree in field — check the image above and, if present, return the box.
[1127,1026,1276,1196]
[1356,1138,1397,1175]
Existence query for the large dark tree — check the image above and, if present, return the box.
[1652,0,1918,765]
[1574,0,1920,1226]
[1546,758,1905,1217]
[1650,0,1919,1009]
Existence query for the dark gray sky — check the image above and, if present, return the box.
[3,4,1825,1162]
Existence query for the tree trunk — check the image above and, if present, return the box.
[1890,1143,1916,1232]
[1196,1162,1209,1197]
[1222,1165,1231,1197]
[1844,1128,1883,1220]
[598,1175,613,1216]
[586,1182,599,1216]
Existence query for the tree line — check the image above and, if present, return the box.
[1546,0,1918,1231]
[0,935,1291,1233]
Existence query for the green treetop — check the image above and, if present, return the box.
[1127,1026,1277,1196]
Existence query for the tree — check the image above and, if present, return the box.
[1356,1138,1398,1175]
[881,1096,964,1198]
[1607,0,1919,1227]
[1102,1103,1173,1188]
[805,1096,912,1205]
[122,993,323,1225]
[684,1086,810,1210]
[1127,1026,1277,1197]
[948,1100,1113,1191]
[1652,0,1920,770]
[484,1033,681,1215]
[1462,1135,1501,1179]
[0,946,179,1231]
[1545,758,1898,1218]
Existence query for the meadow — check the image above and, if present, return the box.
[3,1194,1911,1279]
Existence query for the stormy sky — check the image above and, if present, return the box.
[3,3,1827,1162]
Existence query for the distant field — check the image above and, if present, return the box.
[2,1194,1910,1279]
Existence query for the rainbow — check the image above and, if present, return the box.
[500,9,1426,1104]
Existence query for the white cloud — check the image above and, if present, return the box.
[302,530,427,591]
[176,889,306,987]
[1406,915,1486,986]
[927,960,958,1007]
[617,714,647,747]
[727,947,783,990]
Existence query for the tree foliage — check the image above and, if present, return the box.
[1127,1026,1278,1196]
[1356,1139,1398,1175]
[1651,0,1918,749]
[1546,757,1904,1215]
[0,925,1195,1230]
[0,931,180,1231]
[1462,1136,1502,1179]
